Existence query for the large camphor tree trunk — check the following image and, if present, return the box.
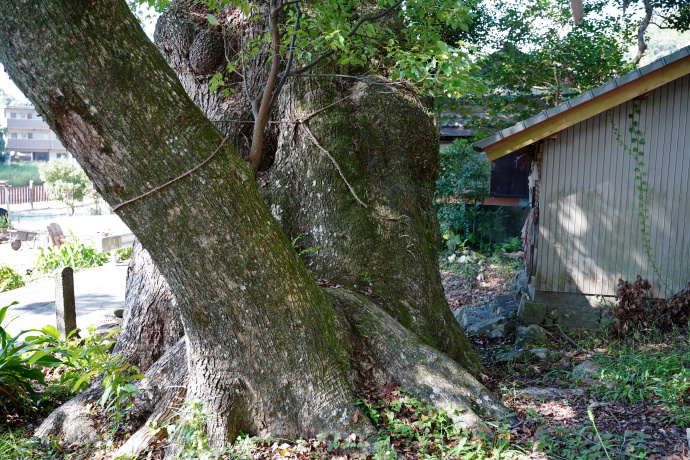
[152,0,479,368]
[0,0,510,453]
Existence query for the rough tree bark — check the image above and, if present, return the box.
[114,239,184,372]
[153,0,480,369]
[0,0,510,454]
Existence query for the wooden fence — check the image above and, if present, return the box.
[0,185,49,206]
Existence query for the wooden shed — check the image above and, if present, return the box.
[473,46,690,328]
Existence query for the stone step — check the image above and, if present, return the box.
[454,299,518,338]
[491,294,519,320]
[454,300,493,328]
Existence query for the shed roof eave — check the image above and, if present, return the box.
[473,47,690,161]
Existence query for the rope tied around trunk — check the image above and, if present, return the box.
[111,137,227,213]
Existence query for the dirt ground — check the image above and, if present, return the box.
[1,251,687,459]
[442,256,690,460]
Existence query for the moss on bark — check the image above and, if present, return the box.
[261,80,482,372]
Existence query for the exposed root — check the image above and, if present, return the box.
[114,338,188,459]
[34,383,103,446]
[36,290,511,455]
[329,288,515,429]
[35,338,188,455]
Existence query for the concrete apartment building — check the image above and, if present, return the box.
[2,103,72,161]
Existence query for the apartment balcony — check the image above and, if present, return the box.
[6,118,51,130]
[5,138,66,151]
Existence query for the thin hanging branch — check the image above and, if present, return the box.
[268,2,301,111]
[301,124,367,208]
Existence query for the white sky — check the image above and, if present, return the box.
[0,66,28,103]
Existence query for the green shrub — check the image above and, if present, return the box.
[0,214,13,229]
[0,266,24,292]
[35,232,110,274]
[436,139,508,253]
[29,325,143,424]
[114,246,132,262]
[437,139,491,203]
[38,159,89,214]
[0,302,65,408]
[0,163,42,187]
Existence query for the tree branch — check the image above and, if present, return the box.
[288,0,404,76]
[268,2,301,111]
[247,0,284,171]
[632,0,653,65]
[288,73,401,85]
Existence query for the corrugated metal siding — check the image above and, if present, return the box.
[535,74,690,298]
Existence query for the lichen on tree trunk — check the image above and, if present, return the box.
[0,0,508,453]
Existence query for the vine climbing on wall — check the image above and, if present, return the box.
[609,101,673,294]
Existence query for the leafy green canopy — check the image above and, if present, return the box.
[189,0,487,98]
[436,139,490,203]
[444,0,635,139]
[39,159,89,213]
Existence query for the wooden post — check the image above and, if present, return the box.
[29,180,34,209]
[55,266,77,338]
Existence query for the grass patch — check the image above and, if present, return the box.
[535,423,652,459]
[592,328,690,427]
[440,252,522,281]
[0,163,43,187]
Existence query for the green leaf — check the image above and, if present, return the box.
[72,370,99,392]
[102,328,123,341]
[31,354,63,368]
[122,383,138,393]
[206,14,218,25]
[99,385,113,406]
[26,350,46,365]
[0,303,16,325]
[41,325,61,340]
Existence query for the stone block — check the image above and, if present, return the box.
[95,232,135,253]
[55,266,77,338]
[515,324,548,349]
[510,268,529,302]
[491,295,519,320]
[496,348,530,363]
[572,360,602,380]
[454,301,493,328]
[532,291,607,329]
[518,299,547,325]
[466,316,515,338]
[530,347,550,361]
